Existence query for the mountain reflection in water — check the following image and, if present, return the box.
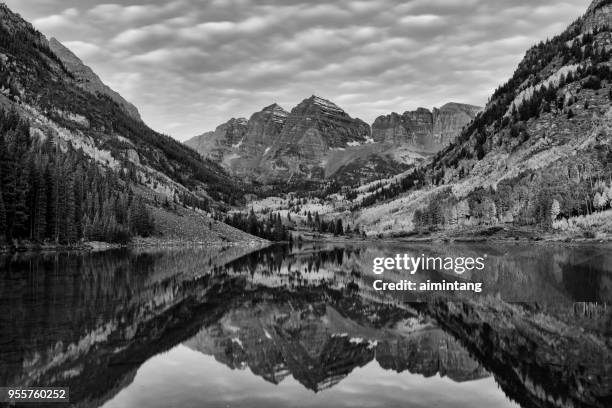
[0,243,610,408]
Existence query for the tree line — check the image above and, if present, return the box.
[223,210,292,242]
[0,108,154,245]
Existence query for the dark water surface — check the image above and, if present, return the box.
[0,242,611,408]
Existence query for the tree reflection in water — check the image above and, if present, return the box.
[0,243,610,408]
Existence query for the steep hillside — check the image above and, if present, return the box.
[48,38,142,122]
[354,0,612,237]
[0,4,256,245]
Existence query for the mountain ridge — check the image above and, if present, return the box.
[48,37,142,122]
[372,102,481,152]
[186,96,479,187]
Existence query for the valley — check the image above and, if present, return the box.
[208,0,612,243]
[1,0,612,249]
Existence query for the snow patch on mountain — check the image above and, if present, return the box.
[312,96,343,113]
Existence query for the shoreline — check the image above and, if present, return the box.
[297,236,612,246]
[3,229,611,254]
[296,225,612,246]
[0,237,271,254]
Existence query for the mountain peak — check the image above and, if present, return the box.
[262,103,288,115]
[227,117,248,125]
[303,95,344,112]
[263,102,282,109]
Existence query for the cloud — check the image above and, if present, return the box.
[32,7,78,30]
[62,40,101,59]
[4,0,589,140]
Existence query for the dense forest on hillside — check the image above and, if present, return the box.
[437,28,612,172]
[0,108,154,245]
[350,22,612,235]
[0,9,245,206]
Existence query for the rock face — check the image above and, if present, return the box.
[240,103,288,157]
[48,38,142,121]
[187,97,479,186]
[432,103,483,146]
[275,96,371,150]
[372,103,481,152]
[263,96,372,180]
[185,117,248,164]
[184,103,289,173]
[186,96,373,183]
[582,0,612,32]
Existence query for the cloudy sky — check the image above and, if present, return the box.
[6,0,589,141]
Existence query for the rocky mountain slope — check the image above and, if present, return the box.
[185,103,288,172]
[261,95,372,182]
[0,3,257,244]
[372,103,481,152]
[353,0,612,237]
[48,38,142,122]
[187,97,478,188]
[186,96,376,185]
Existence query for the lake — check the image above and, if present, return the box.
[1,242,611,408]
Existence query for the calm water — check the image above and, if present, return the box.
[0,242,611,408]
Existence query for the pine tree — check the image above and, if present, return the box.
[0,189,6,241]
[335,219,344,236]
[32,166,47,241]
[128,197,154,237]
[0,140,16,238]
[44,165,56,240]
[54,162,65,243]
[12,162,29,238]
[64,173,77,243]
[0,107,162,244]
[73,169,84,240]
[247,208,258,236]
